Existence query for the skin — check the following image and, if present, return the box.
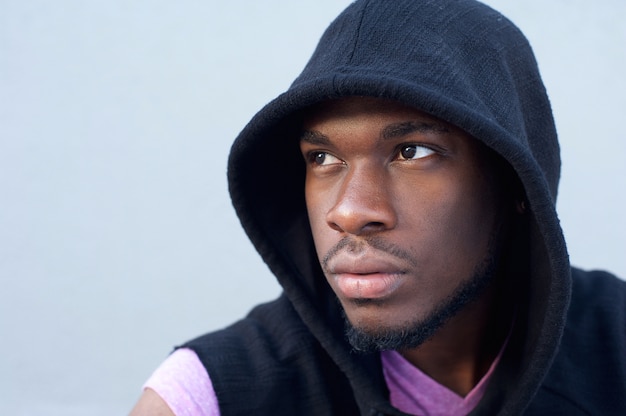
[129,387,175,416]
[300,96,513,395]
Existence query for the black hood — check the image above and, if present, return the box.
[227,0,571,413]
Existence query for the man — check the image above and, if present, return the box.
[131,0,626,414]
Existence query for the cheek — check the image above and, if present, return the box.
[304,179,332,252]
[398,177,497,272]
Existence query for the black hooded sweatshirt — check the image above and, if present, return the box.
[183,0,626,414]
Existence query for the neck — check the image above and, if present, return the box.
[398,284,513,396]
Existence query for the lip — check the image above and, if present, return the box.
[334,272,405,299]
[328,256,407,300]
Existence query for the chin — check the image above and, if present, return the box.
[343,312,442,352]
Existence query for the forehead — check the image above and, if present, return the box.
[302,96,448,127]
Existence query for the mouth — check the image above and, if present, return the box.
[328,257,408,300]
[333,272,405,300]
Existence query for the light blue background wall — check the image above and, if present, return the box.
[1,1,624,414]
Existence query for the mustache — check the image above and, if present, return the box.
[321,236,419,271]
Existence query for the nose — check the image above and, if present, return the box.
[326,166,397,235]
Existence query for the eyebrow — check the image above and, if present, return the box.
[300,130,331,145]
[299,120,451,145]
[381,121,450,140]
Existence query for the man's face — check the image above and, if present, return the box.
[300,97,506,350]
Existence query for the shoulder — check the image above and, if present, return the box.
[570,267,626,301]
[131,348,219,416]
[181,295,359,415]
[183,295,317,369]
[530,267,626,415]
[566,268,626,337]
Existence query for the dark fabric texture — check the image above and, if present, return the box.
[526,269,626,415]
[181,0,626,414]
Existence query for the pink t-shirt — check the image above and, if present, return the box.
[381,349,501,415]
[144,348,220,416]
[145,347,502,415]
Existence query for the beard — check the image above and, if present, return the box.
[344,242,499,353]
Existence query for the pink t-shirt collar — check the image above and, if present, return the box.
[381,343,505,416]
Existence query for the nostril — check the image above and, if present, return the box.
[362,221,386,232]
[328,222,344,232]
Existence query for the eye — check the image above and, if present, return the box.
[308,151,343,166]
[397,144,435,160]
